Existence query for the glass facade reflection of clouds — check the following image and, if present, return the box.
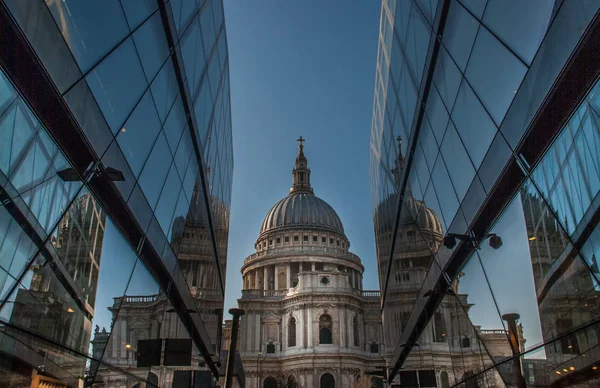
[371,0,600,386]
[0,0,233,387]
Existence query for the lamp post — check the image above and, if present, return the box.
[502,313,526,388]
[256,351,263,388]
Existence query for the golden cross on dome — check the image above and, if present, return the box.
[297,136,305,147]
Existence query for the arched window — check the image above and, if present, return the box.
[289,317,296,347]
[320,373,335,388]
[319,314,333,344]
[353,316,359,346]
[441,371,449,388]
[264,377,278,388]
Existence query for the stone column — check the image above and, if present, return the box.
[351,270,355,289]
[263,267,268,291]
[339,307,345,348]
[286,264,291,289]
[298,307,304,348]
[254,269,259,289]
[274,265,279,290]
[307,307,313,348]
[311,262,315,271]
[255,313,261,352]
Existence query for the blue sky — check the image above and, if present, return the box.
[222,0,383,312]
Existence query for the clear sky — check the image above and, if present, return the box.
[222,0,383,313]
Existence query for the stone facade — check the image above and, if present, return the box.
[232,140,385,388]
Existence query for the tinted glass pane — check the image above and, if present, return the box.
[116,91,162,177]
[452,80,497,169]
[133,12,170,81]
[86,38,147,134]
[442,0,479,71]
[483,0,553,65]
[440,121,475,202]
[433,46,461,113]
[45,0,129,73]
[121,0,158,30]
[465,28,527,126]
[138,132,172,209]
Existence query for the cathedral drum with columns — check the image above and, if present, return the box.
[236,139,385,388]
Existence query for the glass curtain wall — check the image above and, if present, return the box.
[0,0,232,386]
[371,0,600,386]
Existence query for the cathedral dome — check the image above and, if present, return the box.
[258,137,345,239]
[260,193,344,236]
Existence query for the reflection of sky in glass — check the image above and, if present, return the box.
[458,195,544,357]
[93,220,137,332]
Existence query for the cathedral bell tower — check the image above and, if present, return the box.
[290,136,314,195]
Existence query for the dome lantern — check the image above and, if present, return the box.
[258,138,346,239]
[290,136,313,195]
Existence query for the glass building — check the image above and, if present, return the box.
[370,0,600,387]
[0,0,233,387]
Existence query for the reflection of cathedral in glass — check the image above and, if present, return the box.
[90,180,227,387]
[3,193,105,386]
[376,139,515,387]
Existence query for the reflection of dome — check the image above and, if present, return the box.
[376,192,443,237]
[260,193,344,236]
[376,136,443,237]
[403,196,443,236]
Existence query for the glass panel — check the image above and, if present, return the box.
[151,61,180,124]
[432,46,462,114]
[45,0,129,73]
[458,0,487,19]
[0,207,39,301]
[133,12,170,82]
[479,194,544,353]
[179,0,199,33]
[86,38,147,134]
[452,80,497,170]
[155,165,182,237]
[531,100,600,236]
[404,2,431,85]
[116,91,162,177]
[163,95,188,155]
[482,0,554,65]
[442,0,479,72]
[455,252,513,381]
[465,28,527,126]
[193,77,213,148]
[440,121,475,202]
[431,156,460,227]
[101,140,136,200]
[121,0,158,30]
[419,117,439,171]
[127,183,153,232]
[138,132,172,209]
[477,132,512,193]
[199,1,216,56]
[180,16,202,95]
[461,176,486,225]
[64,78,114,156]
